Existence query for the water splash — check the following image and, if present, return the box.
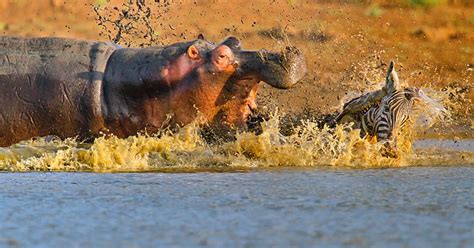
[414,88,450,129]
[1,91,467,173]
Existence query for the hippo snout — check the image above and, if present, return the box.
[235,46,307,89]
[273,46,308,89]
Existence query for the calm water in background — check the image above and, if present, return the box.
[1,166,473,247]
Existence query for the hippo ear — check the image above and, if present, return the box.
[187,45,201,60]
[385,61,400,93]
[197,34,205,40]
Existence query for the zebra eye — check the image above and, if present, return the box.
[404,92,413,100]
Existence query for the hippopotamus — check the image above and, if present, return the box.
[0,35,307,147]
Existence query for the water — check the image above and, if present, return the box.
[1,166,473,247]
[0,88,461,172]
[0,88,472,247]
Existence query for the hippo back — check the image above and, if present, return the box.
[0,36,118,146]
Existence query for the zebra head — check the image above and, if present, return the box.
[381,86,423,119]
[370,86,424,158]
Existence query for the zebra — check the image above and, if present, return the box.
[336,62,423,157]
[335,61,400,128]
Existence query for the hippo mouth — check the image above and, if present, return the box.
[246,103,257,119]
[245,105,265,132]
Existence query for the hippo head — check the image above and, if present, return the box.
[183,36,308,132]
[103,36,307,137]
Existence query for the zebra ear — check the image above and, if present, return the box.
[385,61,400,92]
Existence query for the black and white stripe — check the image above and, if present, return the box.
[361,87,419,141]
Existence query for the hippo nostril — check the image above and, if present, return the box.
[221,36,242,50]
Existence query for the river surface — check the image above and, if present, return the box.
[1,166,473,248]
